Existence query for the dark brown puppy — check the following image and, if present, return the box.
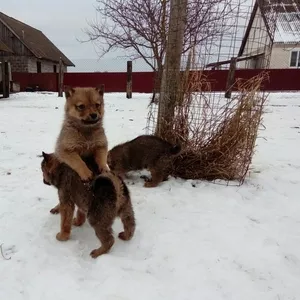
[107,135,181,187]
[41,152,135,258]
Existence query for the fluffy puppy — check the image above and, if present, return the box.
[107,135,181,187]
[41,152,135,258]
[55,86,109,183]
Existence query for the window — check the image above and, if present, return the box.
[37,61,41,73]
[279,12,300,33]
[290,51,300,68]
[53,65,57,73]
[290,51,297,67]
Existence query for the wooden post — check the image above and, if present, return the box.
[2,61,10,98]
[1,61,3,97]
[58,57,64,97]
[225,57,237,99]
[100,84,105,93]
[126,61,132,99]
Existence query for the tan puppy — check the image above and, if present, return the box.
[55,86,109,182]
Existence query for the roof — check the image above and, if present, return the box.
[0,12,75,66]
[274,12,300,43]
[238,0,300,56]
[0,39,13,53]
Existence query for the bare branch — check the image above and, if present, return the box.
[82,0,244,73]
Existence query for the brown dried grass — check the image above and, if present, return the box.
[147,70,268,185]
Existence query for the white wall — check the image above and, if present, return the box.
[270,43,300,68]
[238,6,272,69]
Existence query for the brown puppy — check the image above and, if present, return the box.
[107,135,181,187]
[55,86,109,183]
[41,152,136,258]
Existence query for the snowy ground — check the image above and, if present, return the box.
[0,92,299,300]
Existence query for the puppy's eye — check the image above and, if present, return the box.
[95,103,100,109]
[76,104,85,111]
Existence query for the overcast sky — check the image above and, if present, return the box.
[1,0,255,72]
[1,0,150,71]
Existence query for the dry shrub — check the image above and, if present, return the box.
[147,71,268,185]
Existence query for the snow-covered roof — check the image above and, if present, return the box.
[274,12,300,44]
[238,0,300,55]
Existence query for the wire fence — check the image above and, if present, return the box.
[143,0,281,185]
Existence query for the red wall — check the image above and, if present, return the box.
[11,69,300,93]
[63,72,155,93]
[64,72,126,92]
[13,72,58,91]
[203,69,300,92]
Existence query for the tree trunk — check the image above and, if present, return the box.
[156,0,187,141]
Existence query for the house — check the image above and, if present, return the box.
[0,11,74,73]
[238,0,300,69]
[0,40,13,95]
[0,39,13,54]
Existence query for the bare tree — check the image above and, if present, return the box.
[83,0,244,96]
[156,0,187,139]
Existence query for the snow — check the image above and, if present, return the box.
[0,91,300,300]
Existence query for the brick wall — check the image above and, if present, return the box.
[28,57,68,73]
[2,55,68,73]
[27,57,36,73]
[42,61,56,73]
[3,55,29,72]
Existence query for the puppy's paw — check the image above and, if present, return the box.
[144,181,158,188]
[99,164,110,174]
[90,249,104,258]
[118,232,130,241]
[56,232,70,241]
[80,169,93,182]
[50,204,60,214]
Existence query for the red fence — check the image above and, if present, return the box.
[64,72,155,93]
[13,72,58,92]
[12,69,300,93]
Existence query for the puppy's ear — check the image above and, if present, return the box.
[42,151,51,162]
[95,85,104,96]
[64,86,75,98]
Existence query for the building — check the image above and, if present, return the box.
[238,0,300,69]
[0,11,74,73]
[0,39,13,55]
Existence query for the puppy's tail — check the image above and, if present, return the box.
[169,144,181,155]
[92,175,116,202]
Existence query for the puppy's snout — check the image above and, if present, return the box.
[90,113,98,120]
